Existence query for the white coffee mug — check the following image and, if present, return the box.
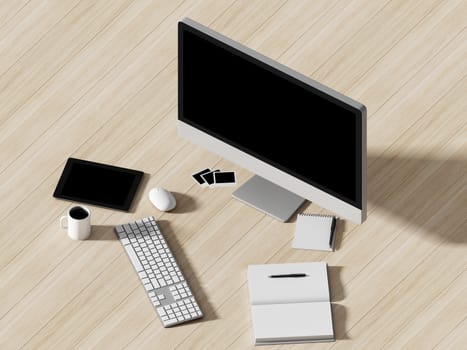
[60,206,91,240]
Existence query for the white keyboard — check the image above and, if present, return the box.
[115,217,203,327]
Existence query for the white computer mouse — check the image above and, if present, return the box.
[149,187,176,212]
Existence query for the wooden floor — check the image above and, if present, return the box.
[0,0,466,349]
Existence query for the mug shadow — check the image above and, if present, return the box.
[87,225,118,240]
[367,153,466,243]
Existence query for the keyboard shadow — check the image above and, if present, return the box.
[157,219,218,324]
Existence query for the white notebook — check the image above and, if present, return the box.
[292,214,337,251]
[247,262,334,345]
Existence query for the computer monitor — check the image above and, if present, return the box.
[178,18,367,224]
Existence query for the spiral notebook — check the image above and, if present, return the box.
[292,214,337,251]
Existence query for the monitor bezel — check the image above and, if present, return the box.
[178,18,366,223]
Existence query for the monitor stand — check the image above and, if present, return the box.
[232,175,305,222]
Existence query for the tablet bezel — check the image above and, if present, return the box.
[53,158,144,211]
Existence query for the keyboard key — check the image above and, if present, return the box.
[123,245,142,271]
[150,278,160,289]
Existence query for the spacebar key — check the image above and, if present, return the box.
[124,245,143,272]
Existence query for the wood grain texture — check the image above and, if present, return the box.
[0,0,465,349]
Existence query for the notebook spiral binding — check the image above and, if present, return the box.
[298,213,338,220]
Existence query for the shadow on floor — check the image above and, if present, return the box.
[332,303,349,340]
[129,173,151,213]
[329,266,345,302]
[87,225,118,240]
[157,219,218,324]
[171,192,199,214]
[367,153,466,243]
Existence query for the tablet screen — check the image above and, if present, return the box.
[53,158,144,211]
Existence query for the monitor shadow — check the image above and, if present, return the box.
[367,153,465,244]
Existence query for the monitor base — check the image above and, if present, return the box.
[232,175,305,222]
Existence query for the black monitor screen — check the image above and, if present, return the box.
[179,22,362,208]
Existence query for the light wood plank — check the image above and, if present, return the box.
[0,0,465,349]
[314,0,445,91]
[0,0,184,170]
[351,0,467,110]
[0,0,81,78]
[392,269,467,350]
[0,0,31,34]
[0,0,134,123]
[433,317,467,350]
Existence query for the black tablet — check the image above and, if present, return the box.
[53,158,144,211]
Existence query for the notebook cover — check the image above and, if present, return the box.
[292,214,336,251]
[247,262,334,344]
[251,302,334,344]
[248,262,329,305]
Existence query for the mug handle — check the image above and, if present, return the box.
[60,216,68,229]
